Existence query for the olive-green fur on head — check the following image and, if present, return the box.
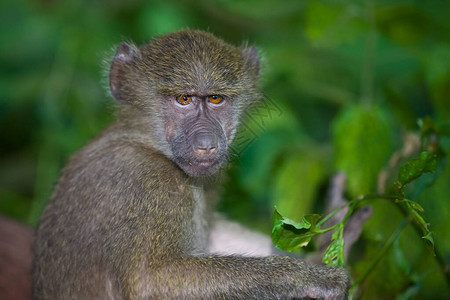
[141,30,259,97]
[109,30,261,109]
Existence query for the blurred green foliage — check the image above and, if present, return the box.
[1,0,449,298]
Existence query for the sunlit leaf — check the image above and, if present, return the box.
[271,208,322,252]
[273,149,325,221]
[333,105,393,197]
[397,152,437,187]
[280,213,321,230]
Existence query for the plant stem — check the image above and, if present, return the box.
[316,202,350,227]
[394,202,450,286]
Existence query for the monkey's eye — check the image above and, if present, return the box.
[176,95,192,105]
[208,95,223,104]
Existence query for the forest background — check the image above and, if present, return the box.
[1,0,449,298]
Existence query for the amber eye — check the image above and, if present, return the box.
[208,95,223,104]
[176,95,192,105]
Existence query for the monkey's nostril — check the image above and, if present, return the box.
[194,133,218,154]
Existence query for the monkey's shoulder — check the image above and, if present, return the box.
[57,131,187,195]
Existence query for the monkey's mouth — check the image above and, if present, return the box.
[196,160,220,170]
[175,156,224,177]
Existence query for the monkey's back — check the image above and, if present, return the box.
[32,126,196,299]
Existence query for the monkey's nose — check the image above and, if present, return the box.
[193,133,218,154]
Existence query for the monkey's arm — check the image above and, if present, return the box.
[102,155,349,299]
[129,255,349,299]
[49,140,349,300]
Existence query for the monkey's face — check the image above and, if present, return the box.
[109,30,260,177]
[164,94,231,177]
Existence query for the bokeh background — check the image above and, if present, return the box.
[1,0,449,298]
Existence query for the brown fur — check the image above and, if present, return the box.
[32,30,350,299]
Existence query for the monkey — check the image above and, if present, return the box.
[32,29,350,299]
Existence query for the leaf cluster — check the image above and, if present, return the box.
[272,117,448,295]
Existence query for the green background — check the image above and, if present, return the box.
[1,0,449,298]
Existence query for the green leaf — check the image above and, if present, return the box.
[422,232,435,250]
[393,151,439,201]
[397,152,438,187]
[273,149,325,221]
[322,226,345,266]
[390,151,439,254]
[333,105,393,197]
[271,208,322,252]
[279,213,321,230]
[396,199,436,255]
[304,2,361,46]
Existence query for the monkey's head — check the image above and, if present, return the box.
[109,30,261,177]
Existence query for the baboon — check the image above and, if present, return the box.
[33,30,350,299]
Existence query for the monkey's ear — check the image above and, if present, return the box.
[242,46,260,77]
[109,43,139,102]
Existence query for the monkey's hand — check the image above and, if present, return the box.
[280,260,351,300]
[292,261,350,300]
